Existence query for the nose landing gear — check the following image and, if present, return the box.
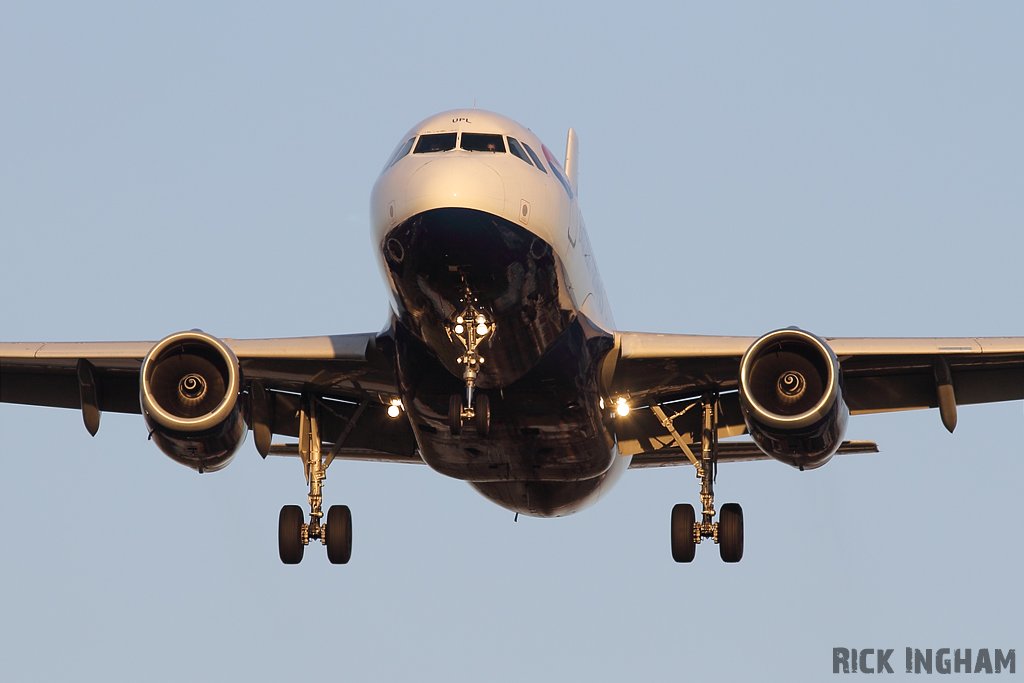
[448,393,491,436]
[447,296,493,437]
[278,395,352,565]
[665,392,744,563]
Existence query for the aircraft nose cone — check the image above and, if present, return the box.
[407,156,505,214]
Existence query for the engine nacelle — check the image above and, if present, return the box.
[738,328,848,469]
[140,331,246,472]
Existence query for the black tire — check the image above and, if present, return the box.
[449,394,463,435]
[278,505,304,565]
[474,394,490,436]
[719,503,744,563]
[671,503,696,563]
[325,505,352,565]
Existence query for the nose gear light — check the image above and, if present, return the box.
[446,294,495,427]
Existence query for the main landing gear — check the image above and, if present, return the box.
[667,392,744,563]
[447,295,492,437]
[279,395,352,565]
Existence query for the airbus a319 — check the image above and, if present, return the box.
[3,109,1021,564]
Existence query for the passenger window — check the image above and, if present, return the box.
[522,143,547,173]
[507,137,533,166]
[414,133,457,153]
[387,137,416,169]
[460,133,506,153]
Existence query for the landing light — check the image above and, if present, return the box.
[476,324,488,335]
[455,324,464,334]
[615,397,630,417]
[387,399,403,418]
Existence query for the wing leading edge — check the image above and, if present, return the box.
[4,331,1020,468]
[608,332,1023,410]
[0,333,414,461]
[1,333,397,408]
[606,331,1023,459]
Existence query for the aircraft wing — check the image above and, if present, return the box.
[0,334,416,459]
[607,333,1024,460]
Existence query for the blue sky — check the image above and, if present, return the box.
[1,2,1021,681]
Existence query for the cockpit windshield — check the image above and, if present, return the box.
[414,133,457,154]
[460,133,506,153]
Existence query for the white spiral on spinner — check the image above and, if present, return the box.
[776,371,806,405]
[178,374,208,406]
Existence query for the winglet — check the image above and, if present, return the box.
[564,128,579,196]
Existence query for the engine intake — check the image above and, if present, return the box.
[738,328,848,469]
[140,331,245,472]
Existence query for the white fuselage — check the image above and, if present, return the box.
[371,109,614,332]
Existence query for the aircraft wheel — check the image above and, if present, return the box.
[279,505,304,564]
[474,394,490,436]
[671,503,696,563]
[449,395,463,435]
[325,505,352,565]
[719,503,743,563]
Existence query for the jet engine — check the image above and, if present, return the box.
[140,331,246,472]
[738,328,848,469]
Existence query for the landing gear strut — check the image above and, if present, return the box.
[669,392,744,563]
[447,294,492,436]
[279,394,352,565]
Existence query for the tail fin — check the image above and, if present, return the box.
[564,128,579,196]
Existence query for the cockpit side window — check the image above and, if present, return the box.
[414,133,457,153]
[542,144,574,199]
[460,133,506,153]
[507,137,533,166]
[522,142,547,173]
[385,137,416,170]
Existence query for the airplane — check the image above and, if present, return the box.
[2,109,1022,565]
